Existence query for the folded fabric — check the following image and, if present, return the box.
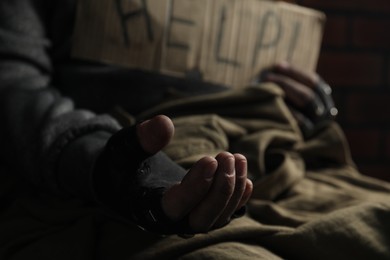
[1,83,390,259]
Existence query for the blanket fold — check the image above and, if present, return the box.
[1,83,390,259]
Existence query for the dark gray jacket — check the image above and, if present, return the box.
[0,0,225,200]
[0,0,122,199]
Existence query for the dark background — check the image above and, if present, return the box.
[284,0,390,182]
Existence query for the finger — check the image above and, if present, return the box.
[136,115,175,155]
[289,106,314,128]
[213,153,248,228]
[236,179,253,210]
[264,72,315,108]
[272,61,320,88]
[161,156,217,221]
[188,152,236,233]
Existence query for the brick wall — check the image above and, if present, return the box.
[296,0,390,181]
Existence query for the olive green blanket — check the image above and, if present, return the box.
[1,83,389,259]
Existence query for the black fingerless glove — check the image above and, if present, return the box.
[92,126,192,235]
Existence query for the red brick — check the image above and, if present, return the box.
[345,93,390,124]
[352,18,390,50]
[322,16,348,47]
[299,0,390,13]
[317,52,383,87]
[344,129,381,159]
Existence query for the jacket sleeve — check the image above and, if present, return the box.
[0,0,121,199]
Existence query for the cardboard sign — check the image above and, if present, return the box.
[72,0,325,88]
